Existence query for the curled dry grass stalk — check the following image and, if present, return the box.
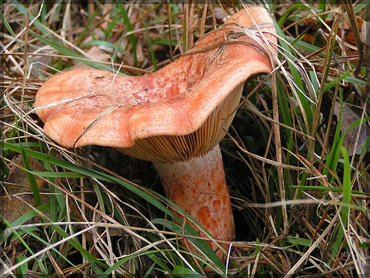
[1,1,369,277]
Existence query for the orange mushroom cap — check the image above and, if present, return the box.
[34,6,276,161]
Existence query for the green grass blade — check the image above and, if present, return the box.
[341,147,352,226]
[0,213,48,273]
[143,18,157,71]
[0,10,16,38]
[93,182,106,214]
[104,8,120,41]
[15,256,28,277]
[81,40,129,57]
[171,266,203,277]
[117,2,137,66]
[0,204,50,242]
[323,99,344,180]
[323,71,351,94]
[18,229,85,276]
[360,137,370,157]
[343,76,366,87]
[28,30,119,74]
[277,5,309,27]
[20,147,42,207]
[75,8,100,46]
[13,2,52,37]
[331,146,352,259]
[102,249,169,278]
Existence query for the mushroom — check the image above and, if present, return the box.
[34,6,276,260]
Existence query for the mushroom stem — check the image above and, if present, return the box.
[153,144,234,257]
